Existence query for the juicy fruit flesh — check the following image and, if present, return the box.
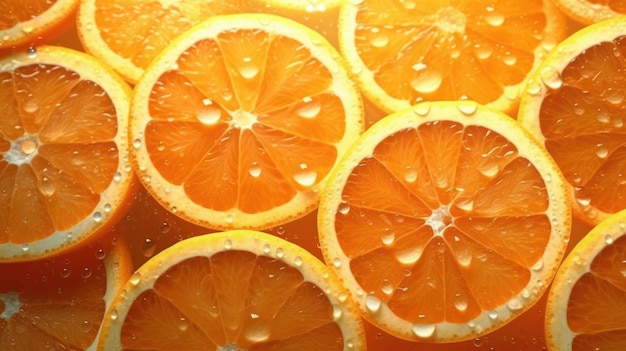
[567,232,626,350]
[145,29,345,214]
[0,63,119,243]
[121,252,345,350]
[0,0,55,29]
[538,36,626,218]
[352,0,547,105]
[336,121,551,323]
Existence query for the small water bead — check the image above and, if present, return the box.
[506,297,523,311]
[224,239,233,250]
[129,272,142,286]
[177,317,189,331]
[485,12,505,27]
[225,213,233,224]
[332,258,341,268]
[487,310,499,321]
[412,323,436,339]
[248,163,262,178]
[380,230,395,246]
[92,211,103,223]
[539,66,563,90]
[275,247,284,259]
[410,69,443,94]
[21,243,29,252]
[293,165,317,187]
[109,309,119,321]
[605,234,614,245]
[332,305,343,320]
[81,267,92,279]
[95,249,106,260]
[338,202,351,215]
[239,57,260,79]
[531,258,544,272]
[576,196,591,207]
[473,337,484,347]
[197,104,222,126]
[26,46,37,58]
[368,27,389,48]
[160,221,171,234]
[412,102,431,116]
[60,267,71,278]
[457,100,478,115]
[364,295,382,313]
[453,295,469,312]
[595,144,609,159]
[296,99,321,119]
[142,238,157,258]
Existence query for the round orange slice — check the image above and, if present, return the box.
[518,16,626,226]
[545,208,626,350]
[77,0,344,83]
[318,100,571,342]
[552,0,626,25]
[0,45,133,262]
[97,230,366,350]
[0,0,78,52]
[130,14,363,231]
[0,238,132,350]
[337,0,567,115]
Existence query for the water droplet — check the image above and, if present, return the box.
[142,238,157,257]
[456,198,474,212]
[595,144,609,159]
[473,337,483,347]
[129,272,142,286]
[487,310,499,320]
[21,243,29,252]
[197,105,222,125]
[506,297,523,311]
[380,230,395,245]
[413,102,431,116]
[539,66,562,90]
[576,196,591,207]
[368,28,389,47]
[244,325,270,343]
[485,12,505,26]
[365,295,382,313]
[81,267,92,279]
[453,295,469,312]
[411,70,443,94]
[333,305,343,320]
[60,267,70,278]
[404,169,418,183]
[457,100,478,115]
[224,239,232,250]
[478,163,499,178]
[132,138,141,149]
[239,57,260,79]
[531,258,544,271]
[92,212,103,222]
[293,166,317,187]
[276,247,284,258]
[380,280,394,295]
[248,163,262,178]
[293,256,303,267]
[296,100,321,119]
[178,317,189,331]
[26,46,37,58]
[338,202,351,215]
[332,258,341,267]
[474,44,493,60]
[395,246,422,265]
[225,214,234,224]
[95,249,106,260]
[605,234,614,245]
[412,323,436,339]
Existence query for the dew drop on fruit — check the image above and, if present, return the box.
[488,309,499,321]
[110,309,118,321]
[404,169,418,183]
[81,267,92,279]
[244,325,270,343]
[605,234,614,245]
[296,100,321,119]
[410,70,443,94]
[506,297,523,311]
[197,105,222,125]
[248,163,262,178]
[80,320,92,333]
[129,272,142,286]
[95,248,106,260]
[224,239,233,250]
[380,230,395,246]
[294,256,303,267]
[457,100,478,115]
[595,144,609,159]
[453,295,469,312]
[26,46,37,58]
[365,295,382,313]
[60,267,70,278]
[412,323,436,339]
[412,102,431,116]
[368,27,389,48]
[239,57,260,80]
[93,212,103,222]
[473,337,483,347]
[485,12,505,27]
[338,202,351,215]
[539,66,562,90]
[332,305,343,320]
[293,168,317,187]
[178,317,189,331]
[21,243,29,252]
[142,238,157,258]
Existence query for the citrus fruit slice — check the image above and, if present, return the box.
[337,0,567,115]
[0,238,132,351]
[552,0,626,25]
[545,208,626,350]
[0,0,78,52]
[518,16,626,226]
[97,230,366,350]
[0,45,133,262]
[77,0,344,83]
[318,100,572,342]
[130,14,363,231]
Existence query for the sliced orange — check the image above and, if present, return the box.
[0,238,132,351]
[130,14,363,231]
[545,208,626,350]
[0,45,133,262]
[518,16,626,226]
[552,0,626,25]
[318,100,571,342]
[337,0,567,116]
[97,230,366,350]
[0,0,78,52]
[77,0,344,83]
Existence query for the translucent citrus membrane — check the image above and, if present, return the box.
[120,252,345,350]
[0,63,118,244]
[538,36,626,216]
[567,233,626,350]
[335,121,551,324]
[145,29,345,213]
[350,0,548,107]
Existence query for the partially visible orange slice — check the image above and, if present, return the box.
[338,0,567,116]
[0,46,133,262]
[318,100,571,342]
[0,238,132,350]
[552,0,626,25]
[518,16,626,226]
[97,230,366,350]
[130,14,363,231]
[545,208,626,350]
[0,0,78,52]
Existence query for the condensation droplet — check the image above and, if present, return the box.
[488,309,499,320]
[92,212,103,222]
[404,169,418,183]
[224,239,233,250]
[507,297,523,311]
[412,323,436,339]
[540,66,562,90]
[239,57,260,79]
[293,167,317,187]
[457,100,478,115]
[338,202,351,215]
[297,100,321,119]
[129,272,142,286]
[26,46,37,58]
[365,295,382,313]
[142,238,157,258]
[411,70,443,94]
[197,105,222,125]
[248,163,262,178]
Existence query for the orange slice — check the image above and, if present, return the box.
[0,45,133,262]
[97,230,366,350]
[337,0,567,115]
[77,0,344,83]
[0,0,78,52]
[552,0,626,25]
[545,208,626,350]
[0,238,132,350]
[318,100,571,342]
[130,14,363,231]
[518,16,626,226]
